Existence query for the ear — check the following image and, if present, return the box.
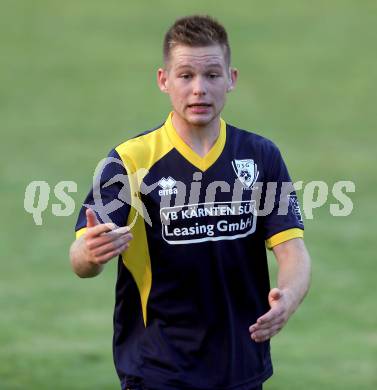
[157,68,169,93]
[227,68,238,92]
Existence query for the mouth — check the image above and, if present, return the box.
[187,103,212,108]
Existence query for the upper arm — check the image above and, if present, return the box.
[262,144,305,249]
[74,149,131,237]
[272,238,311,268]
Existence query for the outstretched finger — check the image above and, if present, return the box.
[257,307,281,325]
[249,308,282,333]
[92,236,130,257]
[106,229,133,242]
[112,225,131,235]
[86,222,116,237]
[256,317,284,332]
[96,242,130,264]
[251,323,283,342]
[86,208,99,227]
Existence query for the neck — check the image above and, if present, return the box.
[171,112,221,157]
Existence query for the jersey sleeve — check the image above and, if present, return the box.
[74,148,131,239]
[262,145,304,249]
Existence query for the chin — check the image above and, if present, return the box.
[186,113,214,127]
[189,118,210,127]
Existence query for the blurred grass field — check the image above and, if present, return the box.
[1,0,376,389]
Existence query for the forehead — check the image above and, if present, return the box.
[168,44,227,70]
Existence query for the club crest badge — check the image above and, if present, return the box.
[232,159,259,189]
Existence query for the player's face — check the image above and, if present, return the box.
[158,44,237,128]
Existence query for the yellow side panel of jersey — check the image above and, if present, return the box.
[116,125,173,327]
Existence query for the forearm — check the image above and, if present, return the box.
[69,237,104,278]
[274,238,311,314]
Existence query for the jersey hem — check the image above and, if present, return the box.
[137,363,273,390]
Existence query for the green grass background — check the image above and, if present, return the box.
[1,0,376,389]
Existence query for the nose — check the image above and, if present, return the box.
[192,76,207,96]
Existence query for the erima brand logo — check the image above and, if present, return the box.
[158,176,178,196]
[232,159,259,189]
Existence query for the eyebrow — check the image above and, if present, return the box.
[175,63,224,71]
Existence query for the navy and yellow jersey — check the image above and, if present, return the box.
[75,112,304,390]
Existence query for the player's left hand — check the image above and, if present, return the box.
[248,288,294,343]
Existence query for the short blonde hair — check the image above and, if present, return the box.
[163,15,231,66]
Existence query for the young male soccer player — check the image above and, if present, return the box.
[70,15,311,390]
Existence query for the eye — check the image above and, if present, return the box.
[208,73,220,79]
[179,74,192,80]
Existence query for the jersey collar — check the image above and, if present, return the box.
[163,111,226,172]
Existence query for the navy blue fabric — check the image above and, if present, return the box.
[121,377,262,390]
[75,148,131,230]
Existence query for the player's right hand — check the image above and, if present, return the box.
[82,208,133,265]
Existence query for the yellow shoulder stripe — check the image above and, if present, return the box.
[115,124,173,174]
[76,227,87,239]
[266,228,304,249]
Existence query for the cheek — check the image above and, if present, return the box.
[168,89,186,106]
[173,85,189,99]
[211,80,228,92]
[213,87,228,102]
